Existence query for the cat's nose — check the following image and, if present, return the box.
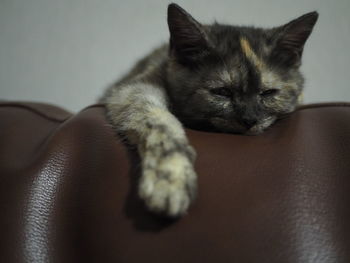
[241,118,257,128]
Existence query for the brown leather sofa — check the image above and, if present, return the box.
[1,101,350,263]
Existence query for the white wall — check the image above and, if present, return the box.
[1,0,349,112]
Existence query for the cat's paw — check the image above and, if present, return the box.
[138,144,197,217]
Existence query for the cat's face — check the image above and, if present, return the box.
[166,4,318,134]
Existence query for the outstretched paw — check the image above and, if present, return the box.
[139,148,197,217]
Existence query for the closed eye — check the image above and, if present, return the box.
[260,89,279,97]
[210,87,232,97]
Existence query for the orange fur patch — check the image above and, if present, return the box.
[240,37,264,71]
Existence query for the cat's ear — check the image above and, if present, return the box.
[167,3,210,66]
[271,11,318,67]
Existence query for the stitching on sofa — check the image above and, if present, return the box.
[296,102,350,110]
[1,102,349,123]
[83,102,350,112]
[0,104,71,123]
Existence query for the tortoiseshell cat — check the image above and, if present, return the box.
[100,3,318,217]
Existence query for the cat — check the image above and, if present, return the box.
[100,3,318,217]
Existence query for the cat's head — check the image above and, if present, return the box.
[166,3,318,134]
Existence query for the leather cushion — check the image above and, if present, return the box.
[1,102,349,262]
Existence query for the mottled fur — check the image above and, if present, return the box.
[100,4,318,216]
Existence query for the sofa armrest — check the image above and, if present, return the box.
[1,102,350,262]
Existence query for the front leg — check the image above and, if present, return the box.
[104,83,197,217]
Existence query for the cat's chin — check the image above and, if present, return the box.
[245,116,277,136]
[209,118,247,134]
[244,129,264,136]
[183,117,277,135]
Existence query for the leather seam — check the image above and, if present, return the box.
[1,102,349,123]
[297,102,350,111]
[82,102,350,111]
[0,104,71,123]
